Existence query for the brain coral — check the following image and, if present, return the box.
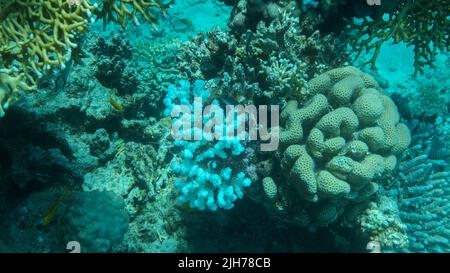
[272,66,411,226]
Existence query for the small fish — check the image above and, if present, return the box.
[109,96,123,111]
[181,203,196,213]
[43,190,69,226]
[55,59,73,91]
[169,18,193,32]
[159,116,173,128]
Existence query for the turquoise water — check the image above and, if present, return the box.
[0,0,448,253]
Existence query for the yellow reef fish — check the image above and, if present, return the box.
[159,116,173,128]
[109,96,123,111]
[43,190,69,226]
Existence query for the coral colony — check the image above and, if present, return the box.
[165,80,279,150]
[0,0,448,253]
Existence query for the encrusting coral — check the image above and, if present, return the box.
[263,66,411,226]
[0,0,172,117]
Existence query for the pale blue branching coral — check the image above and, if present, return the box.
[165,80,252,211]
[163,80,210,117]
[171,141,251,211]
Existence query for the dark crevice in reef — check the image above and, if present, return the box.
[0,108,74,161]
[0,109,83,194]
[182,198,360,252]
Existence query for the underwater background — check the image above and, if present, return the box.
[0,0,448,253]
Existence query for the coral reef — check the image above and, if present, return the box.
[0,29,186,252]
[383,52,450,121]
[227,0,296,34]
[0,0,95,115]
[0,0,448,254]
[388,117,450,252]
[226,0,376,35]
[346,0,450,75]
[260,66,410,226]
[133,37,182,113]
[95,0,173,29]
[179,10,348,105]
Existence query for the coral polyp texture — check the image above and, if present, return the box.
[0,0,172,117]
[270,66,411,226]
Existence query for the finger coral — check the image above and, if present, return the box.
[268,66,411,226]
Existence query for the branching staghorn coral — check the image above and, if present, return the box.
[0,0,95,116]
[0,0,172,117]
[347,0,450,75]
[0,68,34,117]
[0,0,96,78]
[95,0,173,29]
